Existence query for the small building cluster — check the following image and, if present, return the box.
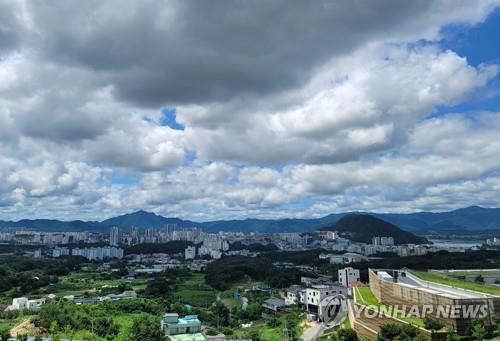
[267,268,359,322]
[52,246,124,260]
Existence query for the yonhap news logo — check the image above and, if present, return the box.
[319,294,347,323]
[352,303,490,319]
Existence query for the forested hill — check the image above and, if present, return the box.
[320,214,428,245]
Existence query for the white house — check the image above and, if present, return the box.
[27,298,45,310]
[10,297,45,311]
[338,267,360,288]
[304,284,347,320]
[11,297,28,310]
[284,285,303,305]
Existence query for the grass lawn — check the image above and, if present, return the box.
[437,269,500,276]
[354,287,424,327]
[176,289,216,307]
[182,272,206,287]
[0,316,25,336]
[113,313,142,341]
[342,316,350,329]
[355,287,379,305]
[413,271,500,296]
[174,273,217,307]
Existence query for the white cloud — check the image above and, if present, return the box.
[0,1,500,220]
[183,46,497,164]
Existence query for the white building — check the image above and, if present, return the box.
[305,285,347,320]
[52,247,70,257]
[71,246,124,260]
[185,246,196,260]
[27,298,45,310]
[486,237,500,246]
[338,267,360,288]
[110,226,120,246]
[326,231,338,240]
[12,297,28,310]
[372,236,394,246]
[329,252,367,264]
[284,285,303,305]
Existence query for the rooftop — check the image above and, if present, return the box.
[407,271,498,298]
[178,315,201,324]
[374,269,499,298]
[167,333,205,341]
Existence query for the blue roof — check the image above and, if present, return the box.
[179,315,200,324]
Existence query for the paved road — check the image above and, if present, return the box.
[300,322,323,341]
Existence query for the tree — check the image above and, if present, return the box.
[424,317,444,334]
[378,323,422,340]
[378,324,403,340]
[446,331,461,341]
[494,323,500,338]
[128,314,163,341]
[246,330,260,341]
[0,330,10,341]
[337,328,359,341]
[211,302,230,328]
[471,320,487,341]
[266,317,280,328]
[50,320,59,334]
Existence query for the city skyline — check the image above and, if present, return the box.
[1,1,500,221]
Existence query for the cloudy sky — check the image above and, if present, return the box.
[1,1,500,221]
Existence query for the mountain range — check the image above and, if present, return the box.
[0,206,499,234]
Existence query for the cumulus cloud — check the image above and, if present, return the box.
[183,46,497,164]
[0,0,500,220]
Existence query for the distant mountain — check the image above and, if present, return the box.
[374,206,500,233]
[0,206,499,234]
[319,214,428,245]
[0,219,99,232]
[200,217,318,233]
[100,210,197,229]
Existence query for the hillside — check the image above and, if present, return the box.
[321,214,428,245]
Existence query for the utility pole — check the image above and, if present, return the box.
[284,320,288,341]
[284,320,293,341]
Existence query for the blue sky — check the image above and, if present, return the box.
[433,7,500,116]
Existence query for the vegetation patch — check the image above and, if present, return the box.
[413,270,500,296]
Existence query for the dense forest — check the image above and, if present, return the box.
[0,255,87,295]
[205,249,500,289]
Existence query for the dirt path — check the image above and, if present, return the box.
[10,318,37,337]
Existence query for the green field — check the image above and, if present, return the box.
[437,269,500,276]
[113,313,143,341]
[173,273,217,308]
[176,289,216,307]
[0,316,28,336]
[354,287,424,327]
[413,271,500,296]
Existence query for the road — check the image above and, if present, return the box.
[300,322,324,341]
